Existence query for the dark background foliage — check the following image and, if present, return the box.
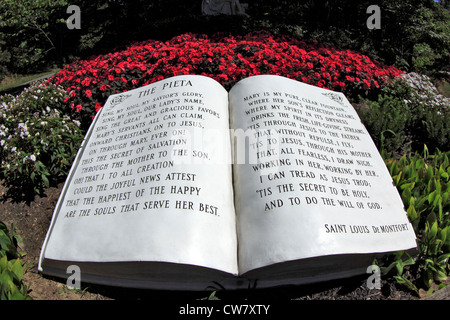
[0,0,449,82]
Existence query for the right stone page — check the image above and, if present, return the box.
[228,75,417,275]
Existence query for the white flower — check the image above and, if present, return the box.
[30,155,36,162]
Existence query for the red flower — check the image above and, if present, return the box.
[363,79,371,89]
[46,31,403,125]
[81,77,91,86]
[345,75,354,82]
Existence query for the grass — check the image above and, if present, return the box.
[0,67,60,93]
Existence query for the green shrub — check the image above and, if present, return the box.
[358,95,409,155]
[358,73,450,155]
[0,221,30,300]
[380,146,450,295]
[0,0,69,74]
[0,82,84,199]
[0,38,10,83]
[412,43,440,75]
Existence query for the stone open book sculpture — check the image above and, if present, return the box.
[39,74,417,290]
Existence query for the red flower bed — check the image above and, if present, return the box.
[47,31,403,127]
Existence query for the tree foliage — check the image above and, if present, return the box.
[246,0,449,75]
[0,0,448,78]
[0,0,69,74]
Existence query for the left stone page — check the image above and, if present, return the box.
[39,75,238,275]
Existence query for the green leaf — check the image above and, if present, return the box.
[439,164,448,179]
[415,158,426,170]
[428,190,437,205]
[428,220,438,241]
[0,255,7,272]
[0,269,15,293]
[7,288,26,300]
[401,187,412,204]
[208,290,218,300]
[426,165,434,183]
[400,182,415,190]
[407,204,418,222]
[0,230,16,258]
[10,259,23,282]
[436,253,450,266]
[423,144,429,160]
[393,172,402,186]
[440,227,448,244]
[423,269,434,289]
[394,275,419,293]
[432,268,448,282]
[403,255,416,267]
[41,174,49,187]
